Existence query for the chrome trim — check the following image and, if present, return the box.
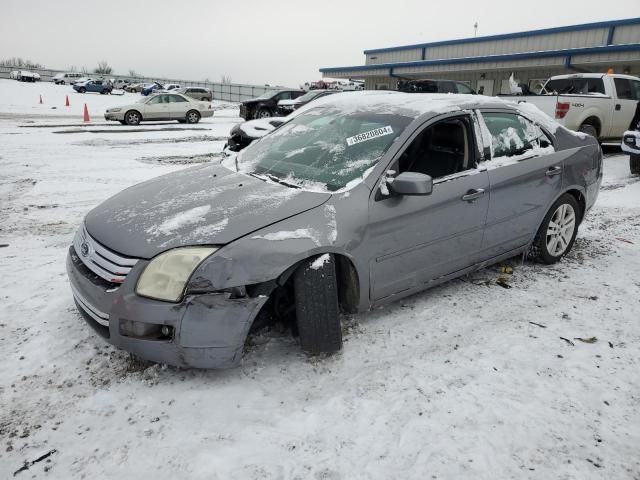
[73,225,138,284]
[70,282,110,327]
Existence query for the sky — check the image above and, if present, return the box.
[1,0,638,87]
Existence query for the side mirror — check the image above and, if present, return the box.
[388,172,433,196]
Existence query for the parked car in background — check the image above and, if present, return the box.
[141,82,164,96]
[68,92,602,368]
[504,73,640,141]
[125,83,143,93]
[73,79,112,94]
[225,117,286,152]
[397,79,476,94]
[339,81,365,91]
[112,79,131,90]
[53,72,84,85]
[10,70,40,82]
[276,89,338,115]
[176,87,212,101]
[104,92,213,125]
[622,130,640,174]
[240,89,305,119]
[75,77,94,85]
[163,83,181,91]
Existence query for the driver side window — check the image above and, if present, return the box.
[397,116,474,179]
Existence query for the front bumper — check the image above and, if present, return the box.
[66,245,268,368]
[104,111,124,121]
[622,131,640,155]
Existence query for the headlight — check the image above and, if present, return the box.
[136,247,217,302]
[110,108,121,113]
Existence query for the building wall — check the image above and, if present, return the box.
[366,48,422,65]
[424,28,609,59]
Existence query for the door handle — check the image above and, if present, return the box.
[546,166,562,177]
[461,188,485,202]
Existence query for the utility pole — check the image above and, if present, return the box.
[474,22,478,37]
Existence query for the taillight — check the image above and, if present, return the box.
[555,102,570,119]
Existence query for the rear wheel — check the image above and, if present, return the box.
[186,110,200,124]
[293,254,342,355]
[631,155,640,175]
[124,110,141,125]
[531,194,580,264]
[579,123,598,139]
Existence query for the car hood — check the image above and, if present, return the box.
[278,99,297,106]
[84,164,330,259]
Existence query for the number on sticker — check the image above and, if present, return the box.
[346,126,394,146]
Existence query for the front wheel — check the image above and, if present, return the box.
[256,108,272,119]
[186,110,200,124]
[124,110,141,125]
[631,154,640,175]
[78,87,86,94]
[293,254,342,355]
[531,194,580,264]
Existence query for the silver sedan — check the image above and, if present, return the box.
[70,92,602,368]
[104,92,213,125]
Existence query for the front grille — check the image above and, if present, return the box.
[73,225,139,284]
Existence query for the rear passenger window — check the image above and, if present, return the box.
[480,112,553,159]
[544,77,605,95]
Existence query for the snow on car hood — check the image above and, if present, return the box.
[84,164,330,259]
[238,118,286,138]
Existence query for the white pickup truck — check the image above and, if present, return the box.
[509,73,640,142]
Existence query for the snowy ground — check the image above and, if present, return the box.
[0,78,639,479]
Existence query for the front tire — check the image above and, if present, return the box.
[186,110,200,124]
[631,154,640,175]
[293,254,342,355]
[124,110,141,125]
[79,87,86,94]
[256,108,272,119]
[531,194,580,264]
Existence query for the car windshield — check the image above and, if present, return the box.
[236,106,413,191]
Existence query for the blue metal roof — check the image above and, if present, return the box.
[320,43,640,74]
[363,17,640,55]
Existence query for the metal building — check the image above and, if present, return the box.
[319,17,640,95]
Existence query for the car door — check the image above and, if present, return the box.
[478,109,563,257]
[168,94,190,119]
[143,94,170,120]
[368,113,490,301]
[611,78,640,137]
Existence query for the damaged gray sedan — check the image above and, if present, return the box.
[67,92,602,368]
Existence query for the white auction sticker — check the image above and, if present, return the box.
[346,126,393,146]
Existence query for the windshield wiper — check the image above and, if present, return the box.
[247,171,301,189]
[248,172,268,182]
[265,173,301,189]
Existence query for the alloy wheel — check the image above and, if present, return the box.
[546,203,576,256]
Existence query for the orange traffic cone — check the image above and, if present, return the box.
[83,103,90,122]
[65,95,70,107]
[39,95,43,104]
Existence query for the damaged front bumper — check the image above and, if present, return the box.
[66,245,268,368]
